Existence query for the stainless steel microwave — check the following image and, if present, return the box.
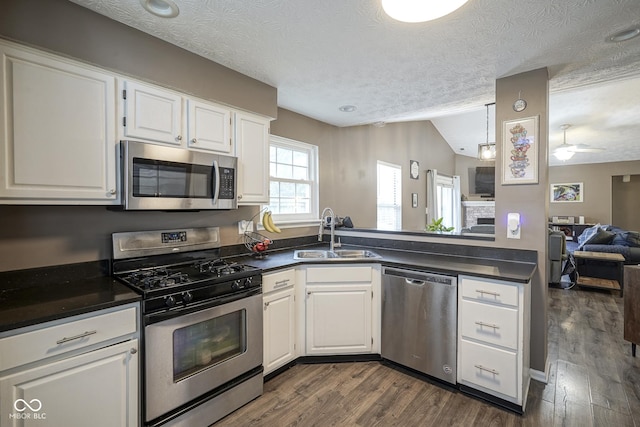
[120,140,237,210]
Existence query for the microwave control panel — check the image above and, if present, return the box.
[219,167,235,199]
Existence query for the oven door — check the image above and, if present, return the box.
[144,293,262,422]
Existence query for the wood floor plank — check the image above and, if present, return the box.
[214,287,640,427]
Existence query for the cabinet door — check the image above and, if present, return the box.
[123,80,182,145]
[0,339,139,427]
[306,284,372,355]
[234,112,270,205]
[187,99,231,153]
[263,288,296,375]
[0,42,117,202]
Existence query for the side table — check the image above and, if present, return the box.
[624,265,640,357]
[573,251,625,296]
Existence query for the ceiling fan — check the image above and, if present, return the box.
[553,124,605,161]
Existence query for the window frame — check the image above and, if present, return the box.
[376,160,402,231]
[266,135,319,226]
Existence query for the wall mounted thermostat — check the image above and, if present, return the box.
[507,213,521,239]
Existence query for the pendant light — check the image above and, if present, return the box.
[382,0,470,23]
[477,103,496,160]
[553,124,575,161]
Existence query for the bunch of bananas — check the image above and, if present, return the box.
[262,210,281,233]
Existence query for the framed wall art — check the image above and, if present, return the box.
[502,116,539,185]
[551,182,583,203]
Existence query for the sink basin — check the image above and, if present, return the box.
[293,250,338,259]
[333,249,382,259]
[293,249,381,260]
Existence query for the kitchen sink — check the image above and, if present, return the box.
[293,249,381,260]
[333,249,382,259]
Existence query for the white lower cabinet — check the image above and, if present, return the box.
[0,303,140,427]
[263,269,296,375]
[303,265,380,356]
[457,275,530,410]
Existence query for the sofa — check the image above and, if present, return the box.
[567,224,640,264]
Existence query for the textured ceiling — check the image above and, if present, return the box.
[68,0,640,166]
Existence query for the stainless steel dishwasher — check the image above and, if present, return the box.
[381,266,457,384]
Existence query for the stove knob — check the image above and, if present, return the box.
[232,280,241,290]
[182,291,193,303]
[246,277,253,285]
[165,295,176,307]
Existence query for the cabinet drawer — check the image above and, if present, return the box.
[460,276,519,307]
[459,339,518,398]
[460,300,518,349]
[306,266,372,284]
[0,306,137,371]
[263,269,295,293]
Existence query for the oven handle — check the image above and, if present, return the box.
[144,288,262,325]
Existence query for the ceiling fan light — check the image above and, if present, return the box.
[554,148,575,161]
[382,0,470,23]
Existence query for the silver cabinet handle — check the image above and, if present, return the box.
[56,330,97,345]
[130,348,137,354]
[475,321,500,329]
[476,289,500,297]
[474,365,499,375]
[176,135,183,141]
[274,279,290,288]
[191,138,197,144]
[264,302,270,309]
[108,189,116,195]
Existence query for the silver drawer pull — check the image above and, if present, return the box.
[476,289,500,297]
[274,279,290,288]
[475,321,500,329]
[56,330,97,345]
[474,364,499,375]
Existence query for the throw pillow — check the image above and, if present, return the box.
[577,223,601,249]
[625,231,640,247]
[586,229,616,245]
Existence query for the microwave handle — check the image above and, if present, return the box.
[212,160,220,204]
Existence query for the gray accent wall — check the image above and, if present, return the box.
[549,161,640,225]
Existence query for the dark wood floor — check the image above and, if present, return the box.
[216,287,640,426]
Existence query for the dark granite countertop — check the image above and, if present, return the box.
[0,261,140,334]
[228,244,537,284]
[0,242,535,335]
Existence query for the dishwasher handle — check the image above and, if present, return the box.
[382,267,456,286]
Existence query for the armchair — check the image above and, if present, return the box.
[549,229,568,285]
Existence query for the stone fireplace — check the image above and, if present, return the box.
[462,201,495,228]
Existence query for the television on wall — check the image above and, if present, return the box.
[475,166,495,196]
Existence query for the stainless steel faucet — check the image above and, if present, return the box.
[318,207,340,251]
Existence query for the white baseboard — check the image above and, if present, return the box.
[529,357,550,383]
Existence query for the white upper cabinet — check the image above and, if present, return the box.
[234,112,270,205]
[123,80,183,145]
[122,79,234,154]
[0,40,118,203]
[187,99,232,153]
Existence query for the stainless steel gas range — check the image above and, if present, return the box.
[112,227,263,427]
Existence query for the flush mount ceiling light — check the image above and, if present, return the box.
[477,103,496,161]
[140,0,179,18]
[382,0,470,23]
[607,27,640,43]
[338,105,357,113]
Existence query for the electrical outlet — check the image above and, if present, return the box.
[238,220,253,234]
